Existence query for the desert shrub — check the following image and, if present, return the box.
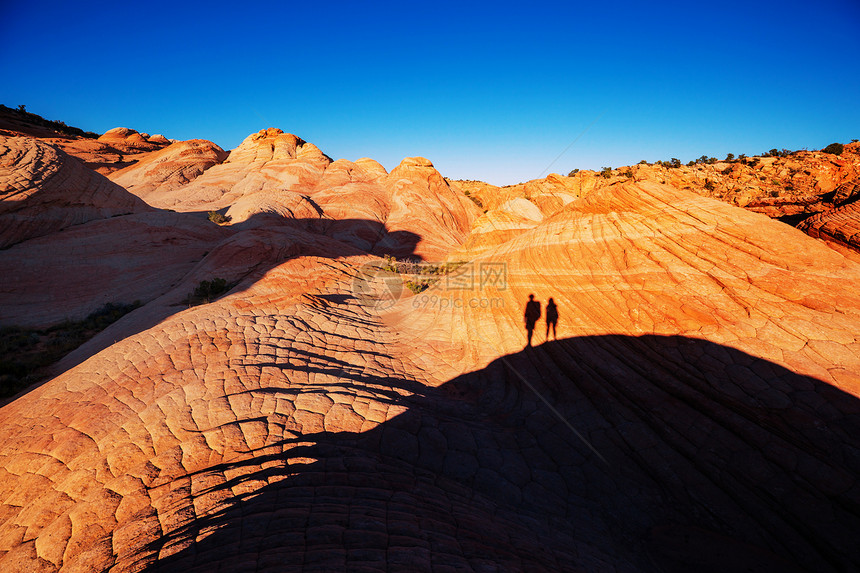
[184,278,233,306]
[405,280,433,294]
[600,167,612,179]
[207,211,231,224]
[763,148,793,158]
[0,301,140,398]
[463,191,483,209]
[823,142,844,155]
[725,153,735,161]
[568,168,580,176]
[703,179,716,191]
[381,254,398,273]
[1,103,99,139]
[377,258,469,296]
[74,302,142,331]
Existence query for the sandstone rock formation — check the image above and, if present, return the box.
[0,210,229,328]
[135,128,333,212]
[98,127,147,144]
[798,199,860,254]
[109,139,228,201]
[0,135,150,248]
[452,143,860,258]
[1,135,859,573]
[0,106,172,175]
[115,129,481,261]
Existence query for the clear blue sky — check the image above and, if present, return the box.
[2,0,859,185]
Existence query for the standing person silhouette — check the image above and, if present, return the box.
[524,294,541,347]
[545,297,558,341]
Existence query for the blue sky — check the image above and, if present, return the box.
[2,0,859,185]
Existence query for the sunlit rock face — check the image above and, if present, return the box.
[108,139,228,200]
[453,142,860,255]
[0,129,859,573]
[108,129,481,261]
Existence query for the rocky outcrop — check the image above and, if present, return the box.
[0,135,150,248]
[115,129,482,261]
[450,143,860,256]
[0,178,859,572]
[797,199,860,253]
[96,127,166,153]
[109,139,228,200]
[31,127,172,176]
[0,108,172,175]
[133,128,333,211]
[378,157,481,259]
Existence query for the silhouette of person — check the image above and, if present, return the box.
[545,297,558,341]
[524,294,541,347]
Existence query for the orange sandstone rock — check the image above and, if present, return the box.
[1,136,860,573]
[0,135,150,248]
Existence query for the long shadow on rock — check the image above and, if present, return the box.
[146,335,860,573]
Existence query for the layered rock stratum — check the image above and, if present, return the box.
[448,142,860,259]
[0,137,150,249]
[0,123,859,572]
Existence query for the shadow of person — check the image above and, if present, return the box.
[145,335,860,572]
[545,297,558,342]
[524,293,541,347]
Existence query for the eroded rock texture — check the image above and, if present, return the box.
[0,136,150,249]
[1,143,859,573]
[798,200,860,254]
[108,128,480,260]
[0,108,173,176]
[109,140,229,200]
[451,142,860,257]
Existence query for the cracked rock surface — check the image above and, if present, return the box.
[1,132,860,572]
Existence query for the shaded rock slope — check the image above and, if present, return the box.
[0,128,859,572]
[0,136,151,249]
[0,106,172,176]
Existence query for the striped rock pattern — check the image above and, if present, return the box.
[0,136,149,249]
[0,178,858,572]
